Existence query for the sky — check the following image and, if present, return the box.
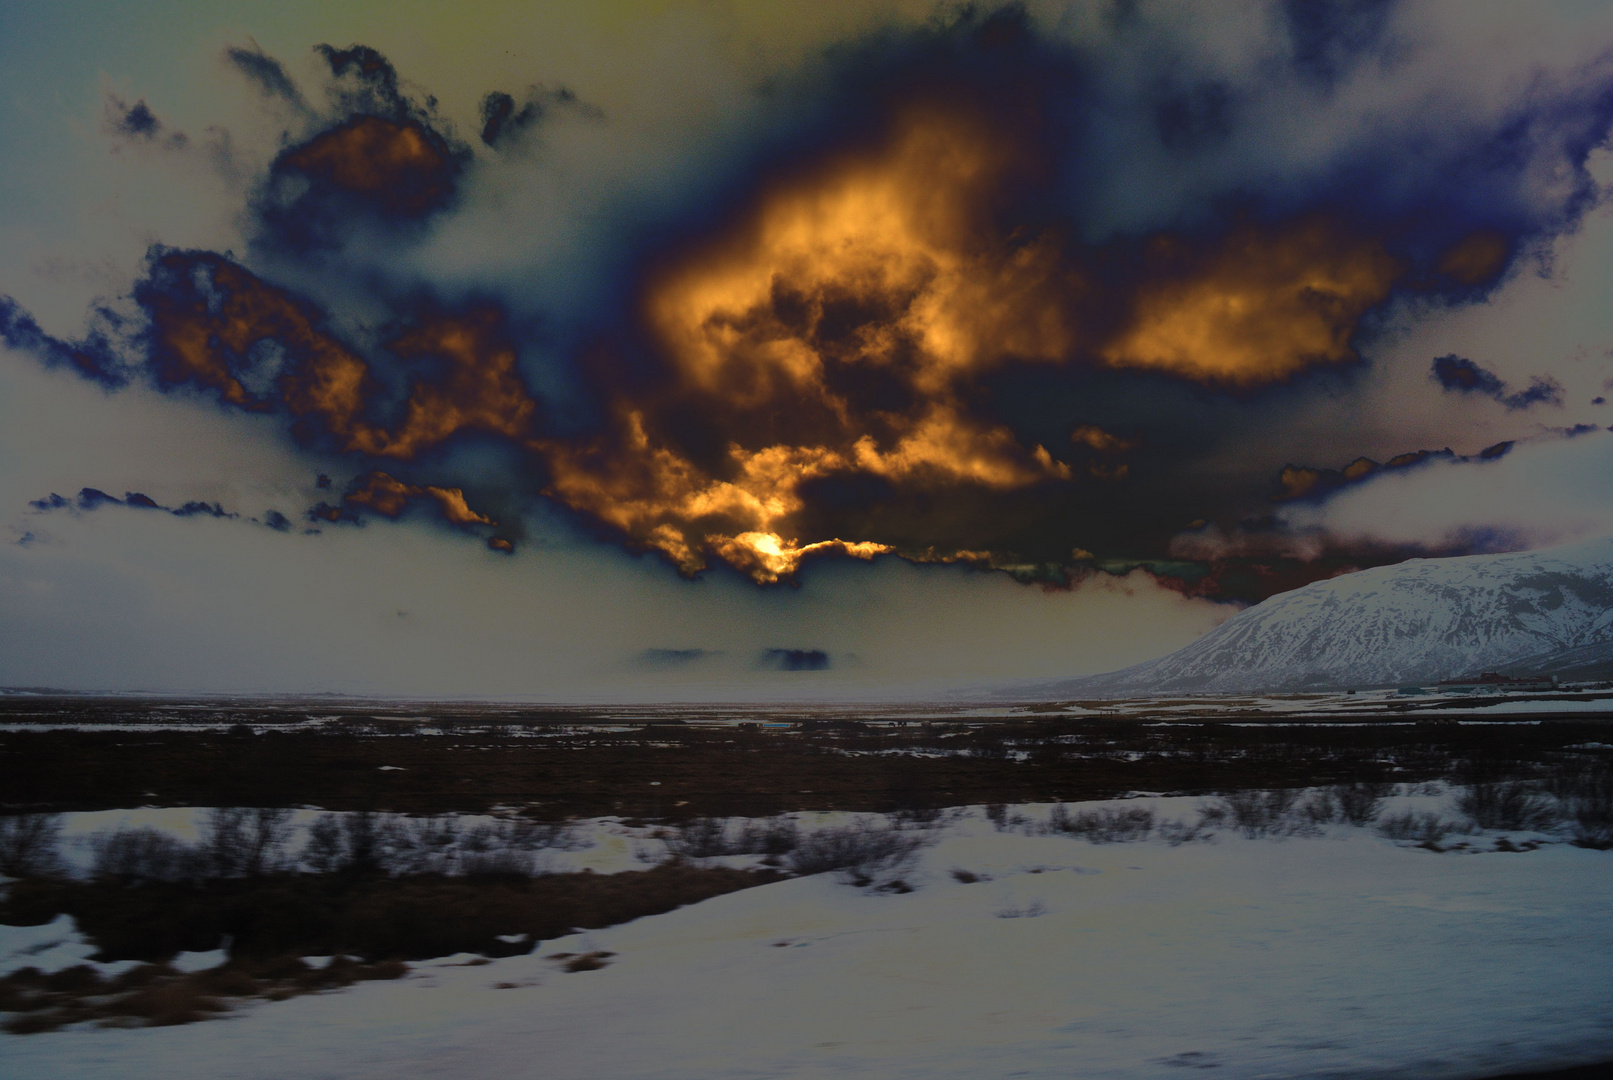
[5,0,1613,699]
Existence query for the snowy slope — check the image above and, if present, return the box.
[4,798,1611,1080]
[1049,536,1613,695]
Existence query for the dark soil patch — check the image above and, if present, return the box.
[2,699,1608,818]
[0,864,781,1032]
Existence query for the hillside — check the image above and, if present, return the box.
[1040,537,1613,695]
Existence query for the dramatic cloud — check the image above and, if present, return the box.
[224,44,309,111]
[1431,353,1565,410]
[1279,426,1613,553]
[479,87,596,149]
[103,95,189,151]
[759,648,831,672]
[8,7,1613,606]
[31,488,241,522]
[0,297,129,387]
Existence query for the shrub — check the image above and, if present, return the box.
[1455,781,1559,832]
[1377,810,1452,845]
[89,827,203,882]
[300,815,346,874]
[0,814,63,878]
[1330,782,1392,826]
[1299,790,1338,825]
[299,811,389,875]
[664,816,798,859]
[888,806,948,827]
[1155,818,1209,846]
[786,819,927,881]
[665,817,730,859]
[1217,789,1302,838]
[1044,805,1155,843]
[1562,762,1613,849]
[200,807,294,878]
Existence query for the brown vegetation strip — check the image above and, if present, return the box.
[2,710,1609,817]
[1,864,781,1032]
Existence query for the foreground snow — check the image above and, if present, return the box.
[4,799,1611,1080]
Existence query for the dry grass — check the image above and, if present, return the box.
[0,955,409,1034]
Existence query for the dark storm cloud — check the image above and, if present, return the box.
[224,44,309,111]
[12,15,1613,604]
[29,488,235,520]
[103,95,188,150]
[1431,354,1565,410]
[311,471,498,531]
[1281,0,1398,88]
[759,649,831,672]
[108,98,161,138]
[315,44,413,119]
[0,297,129,387]
[478,87,596,148]
[234,43,473,254]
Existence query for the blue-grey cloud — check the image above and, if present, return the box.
[759,648,831,672]
[1431,354,1565,410]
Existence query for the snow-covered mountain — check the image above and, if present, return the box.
[1044,536,1613,695]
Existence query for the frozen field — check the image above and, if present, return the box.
[3,794,1611,1080]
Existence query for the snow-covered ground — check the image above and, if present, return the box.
[3,795,1611,1080]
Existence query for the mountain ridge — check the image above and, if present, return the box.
[1035,536,1613,696]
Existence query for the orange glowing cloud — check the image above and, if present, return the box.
[275,116,458,215]
[141,253,539,460]
[535,106,1413,582]
[339,471,496,527]
[1438,230,1510,285]
[1101,220,1403,384]
[541,105,1078,581]
[125,101,1425,588]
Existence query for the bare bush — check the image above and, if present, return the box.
[1559,762,1613,849]
[1299,790,1338,825]
[198,808,294,878]
[300,815,346,874]
[501,817,581,851]
[1456,781,1560,832]
[665,817,731,859]
[0,814,63,878]
[741,817,800,856]
[89,827,202,881]
[342,811,384,873]
[243,808,294,875]
[787,818,928,882]
[888,806,948,828]
[1155,817,1210,846]
[665,816,798,859]
[1217,788,1302,838]
[298,812,580,877]
[200,808,248,878]
[1331,783,1392,826]
[1377,810,1452,845]
[1044,804,1155,843]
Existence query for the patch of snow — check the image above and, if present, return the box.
[168,949,228,974]
[0,915,140,978]
[4,798,1611,1079]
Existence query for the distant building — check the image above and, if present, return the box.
[1437,672,1557,694]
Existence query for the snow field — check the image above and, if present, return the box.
[3,793,1612,1079]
